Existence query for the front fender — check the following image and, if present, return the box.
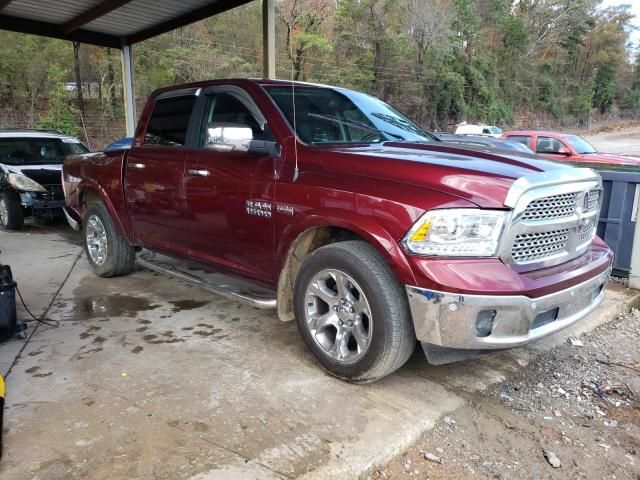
[277,209,417,286]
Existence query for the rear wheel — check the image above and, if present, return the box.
[294,241,415,383]
[0,191,24,230]
[83,201,135,277]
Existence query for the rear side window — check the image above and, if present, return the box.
[506,135,531,147]
[145,95,197,147]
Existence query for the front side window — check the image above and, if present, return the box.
[200,93,273,147]
[145,95,197,147]
[536,136,567,154]
[0,138,71,165]
[266,86,434,145]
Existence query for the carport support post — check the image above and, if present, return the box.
[262,0,275,79]
[629,201,640,289]
[120,44,136,137]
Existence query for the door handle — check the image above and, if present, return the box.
[128,163,145,170]
[187,169,210,177]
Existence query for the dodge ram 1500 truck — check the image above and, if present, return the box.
[62,79,613,383]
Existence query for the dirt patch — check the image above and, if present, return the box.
[373,309,640,479]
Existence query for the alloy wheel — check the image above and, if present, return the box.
[0,198,7,225]
[303,269,373,364]
[86,214,108,265]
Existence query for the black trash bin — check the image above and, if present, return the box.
[0,265,17,342]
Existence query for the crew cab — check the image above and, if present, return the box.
[0,129,88,229]
[62,79,613,383]
[502,130,640,165]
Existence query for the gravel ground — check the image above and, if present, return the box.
[369,306,640,479]
[583,124,640,156]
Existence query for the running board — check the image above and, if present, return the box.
[136,252,277,309]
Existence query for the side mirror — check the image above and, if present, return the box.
[205,122,280,157]
[206,123,254,153]
[557,146,572,156]
[105,137,133,152]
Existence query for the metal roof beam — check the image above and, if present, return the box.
[0,14,122,47]
[62,0,134,34]
[124,0,251,45]
[0,0,13,13]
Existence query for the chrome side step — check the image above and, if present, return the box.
[136,251,277,309]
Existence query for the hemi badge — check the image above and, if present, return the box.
[276,204,294,216]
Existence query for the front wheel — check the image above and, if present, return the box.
[294,241,416,383]
[0,191,24,230]
[83,201,135,277]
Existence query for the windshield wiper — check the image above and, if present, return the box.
[370,112,432,139]
[307,113,404,141]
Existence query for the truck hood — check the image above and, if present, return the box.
[574,152,640,165]
[313,142,573,208]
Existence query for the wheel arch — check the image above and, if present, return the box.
[78,181,134,243]
[276,216,416,322]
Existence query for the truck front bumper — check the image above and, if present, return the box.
[406,265,610,352]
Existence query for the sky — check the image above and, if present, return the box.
[599,0,640,47]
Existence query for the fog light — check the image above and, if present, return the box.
[475,309,496,337]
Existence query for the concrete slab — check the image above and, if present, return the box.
[0,225,636,480]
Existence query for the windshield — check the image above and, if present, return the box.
[266,86,434,144]
[0,138,88,165]
[566,135,597,154]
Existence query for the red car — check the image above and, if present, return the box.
[62,79,612,383]
[502,130,640,165]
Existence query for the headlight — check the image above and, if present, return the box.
[403,209,508,256]
[8,173,47,193]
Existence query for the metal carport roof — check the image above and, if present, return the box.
[0,0,255,47]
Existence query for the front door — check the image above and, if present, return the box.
[125,92,198,252]
[184,87,278,282]
[534,136,573,161]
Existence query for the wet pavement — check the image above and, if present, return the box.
[0,223,637,479]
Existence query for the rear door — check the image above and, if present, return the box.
[505,134,533,150]
[124,89,199,252]
[183,86,278,282]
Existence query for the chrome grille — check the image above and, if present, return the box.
[502,172,603,268]
[512,229,570,263]
[587,189,600,211]
[521,192,577,221]
[578,217,597,245]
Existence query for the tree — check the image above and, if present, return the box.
[277,0,333,80]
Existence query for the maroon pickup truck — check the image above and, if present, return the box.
[62,79,613,383]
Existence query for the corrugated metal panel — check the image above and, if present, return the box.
[597,169,640,273]
[4,0,103,24]
[83,0,219,36]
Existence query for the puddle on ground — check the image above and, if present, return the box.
[168,299,209,313]
[55,294,160,321]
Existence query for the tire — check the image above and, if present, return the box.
[294,240,416,383]
[0,191,24,230]
[83,201,135,277]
